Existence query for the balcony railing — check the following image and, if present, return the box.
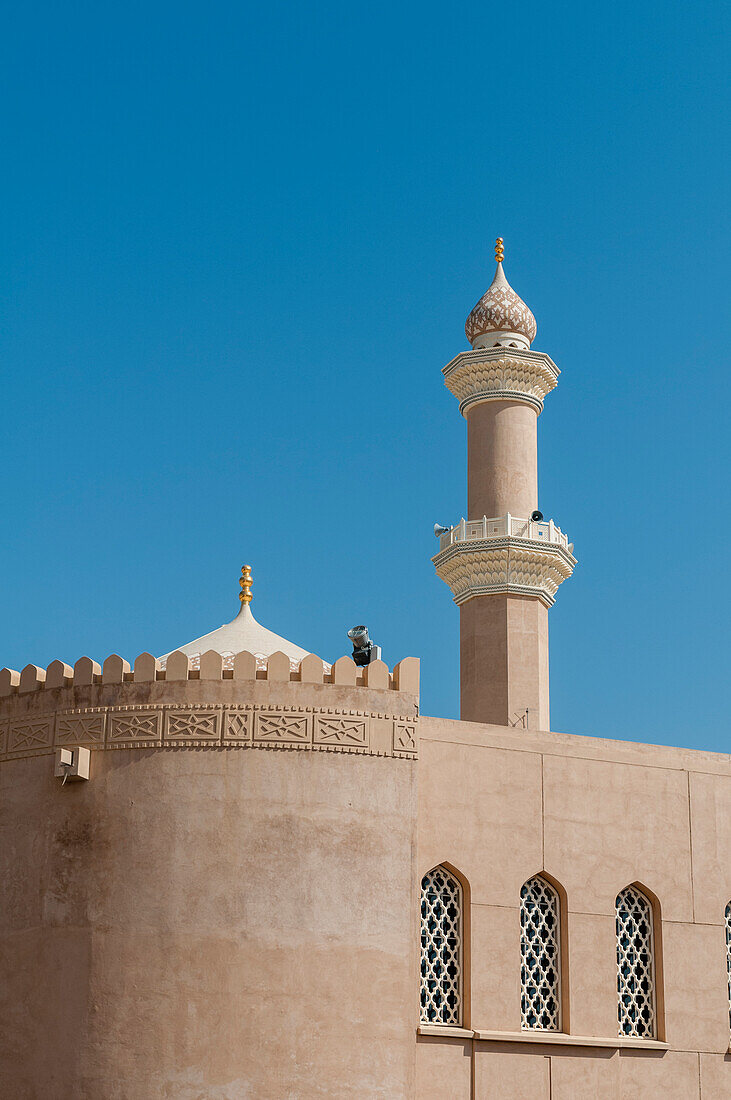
[437,514,570,553]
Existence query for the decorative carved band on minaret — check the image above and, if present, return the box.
[443,347,559,416]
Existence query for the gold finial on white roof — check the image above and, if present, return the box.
[495,237,504,263]
[239,564,252,605]
[158,562,313,672]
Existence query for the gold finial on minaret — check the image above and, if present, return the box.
[495,237,504,263]
[239,564,252,604]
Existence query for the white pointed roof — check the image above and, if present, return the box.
[158,568,314,671]
[465,240,537,348]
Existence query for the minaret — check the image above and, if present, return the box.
[433,239,576,730]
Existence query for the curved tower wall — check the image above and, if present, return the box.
[0,665,419,1099]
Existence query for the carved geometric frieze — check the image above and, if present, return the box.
[8,716,54,753]
[109,709,162,744]
[433,538,576,608]
[254,711,310,745]
[223,709,252,742]
[56,711,106,746]
[393,722,417,755]
[313,715,368,749]
[442,348,559,416]
[0,702,418,761]
[164,709,220,742]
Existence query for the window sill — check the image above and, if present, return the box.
[418,1026,668,1051]
[475,1030,668,1050]
[417,1025,475,1039]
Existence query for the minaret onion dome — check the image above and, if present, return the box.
[465,238,537,350]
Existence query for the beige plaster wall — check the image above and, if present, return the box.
[466,399,538,520]
[416,717,731,1098]
[3,682,731,1098]
[460,594,549,729]
[0,678,418,1100]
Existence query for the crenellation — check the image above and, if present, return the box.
[102,654,131,684]
[299,653,325,683]
[267,650,291,682]
[166,650,190,681]
[134,652,159,682]
[74,656,101,686]
[199,650,223,680]
[20,664,46,693]
[364,658,389,690]
[333,655,357,685]
[0,668,20,696]
[393,656,420,695]
[45,660,73,690]
[233,650,257,680]
[0,650,420,706]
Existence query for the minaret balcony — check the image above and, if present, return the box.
[436,514,571,553]
[432,514,576,608]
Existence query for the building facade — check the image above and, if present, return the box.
[1,245,729,1098]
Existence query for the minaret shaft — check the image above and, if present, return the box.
[462,396,545,728]
[460,593,549,730]
[467,400,538,519]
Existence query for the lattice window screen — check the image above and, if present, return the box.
[520,875,561,1030]
[420,866,462,1025]
[725,902,731,1033]
[616,886,656,1038]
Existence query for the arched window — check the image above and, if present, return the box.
[616,886,656,1038]
[725,902,731,1032]
[420,866,462,1025]
[520,875,561,1030]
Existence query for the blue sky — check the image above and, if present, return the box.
[2,1,729,751]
